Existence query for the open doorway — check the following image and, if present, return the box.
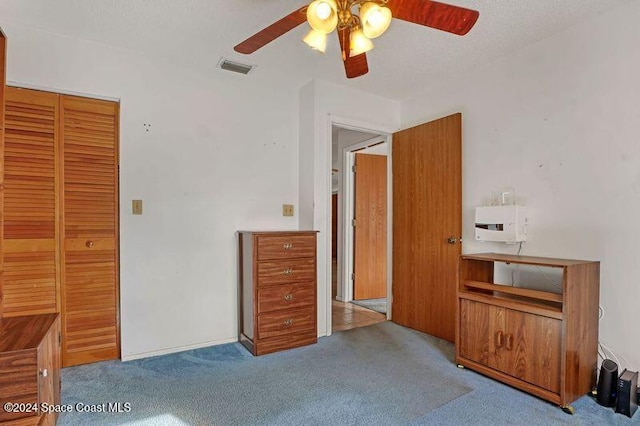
[330,126,389,332]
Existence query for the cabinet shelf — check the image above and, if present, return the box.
[463,280,563,303]
[459,289,563,320]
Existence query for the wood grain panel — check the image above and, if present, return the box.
[562,262,599,405]
[505,309,562,393]
[257,282,315,314]
[2,87,60,317]
[234,6,307,54]
[256,234,316,260]
[458,300,505,371]
[257,308,315,339]
[0,29,5,319]
[253,331,317,356]
[37,316,61,426]
[257,258,315,286]
[353,153,387,300]
[392,113,462,342]
[60,95,119,367]
[0,350,38,422]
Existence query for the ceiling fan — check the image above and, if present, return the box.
[234,0,479,79]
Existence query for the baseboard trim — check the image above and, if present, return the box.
[121,337,238,361]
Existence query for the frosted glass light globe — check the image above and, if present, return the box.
[316,2,332,20]
[368,9,384,26]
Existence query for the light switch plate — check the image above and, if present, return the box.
[132,200,143,215]
[282,204,294,217]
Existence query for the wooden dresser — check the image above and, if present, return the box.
[0,314,61,425]
[456,253,599,413]
[238,231,318,355]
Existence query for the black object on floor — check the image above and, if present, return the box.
[596,359,618,407]
[615,369,638,418]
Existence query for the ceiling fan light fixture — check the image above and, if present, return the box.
[307,0,338,34]
[349,26,374,57]
[303,28,328,53]
[360,2,392,39]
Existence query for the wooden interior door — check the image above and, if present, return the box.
[392,113,462,342]
[60,95,119,367]
[2,88,60,317]
[353,153,387,300]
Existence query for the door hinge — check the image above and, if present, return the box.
[351,273,355,280]
[352,165,356,172]
[351,219,356,227]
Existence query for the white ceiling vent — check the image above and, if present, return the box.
[218,58,255,75]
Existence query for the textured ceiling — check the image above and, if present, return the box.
[0,0,631,100]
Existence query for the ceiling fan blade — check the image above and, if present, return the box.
[337,28,369,79]
[388,0,479,36]
[234,6,308,54]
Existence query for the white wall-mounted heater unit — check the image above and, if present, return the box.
[475,206,528,243]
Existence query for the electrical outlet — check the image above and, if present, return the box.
[282,204,294,217]
[132,200,143,215]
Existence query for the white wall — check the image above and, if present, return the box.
[299,79,400,335]
[1,22,300,360]
[401,1,640,371]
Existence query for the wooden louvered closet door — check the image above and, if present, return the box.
[60,95,119,367]
[0,87,119,366]
[2,88,60,317]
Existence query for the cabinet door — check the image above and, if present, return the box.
[458,299,506,371]
[504,309,561,394]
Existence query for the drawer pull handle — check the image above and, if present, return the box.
[86,240,94,248]
[40,368,48,378]
[283,319,293,327]
[284,293,294,301]
[283,268,293,276]
[495,331,504,348]
[283,243,294,250]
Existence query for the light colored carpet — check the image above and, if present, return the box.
[351,298,387,314]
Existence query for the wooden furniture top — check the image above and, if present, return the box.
[238,230,319,234]
[461,253,598,267]
[0,314,58,352]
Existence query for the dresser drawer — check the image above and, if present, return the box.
[258,282,315,314]
[256,234,315,260]
[257,308,315,339]
[257,258,315,286]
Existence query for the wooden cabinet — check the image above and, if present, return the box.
[456,253,599,409]
[238,231,318,355]
[0,314,61,426]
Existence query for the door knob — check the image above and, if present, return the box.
[86,241,94,248]
[447,237,458,244]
